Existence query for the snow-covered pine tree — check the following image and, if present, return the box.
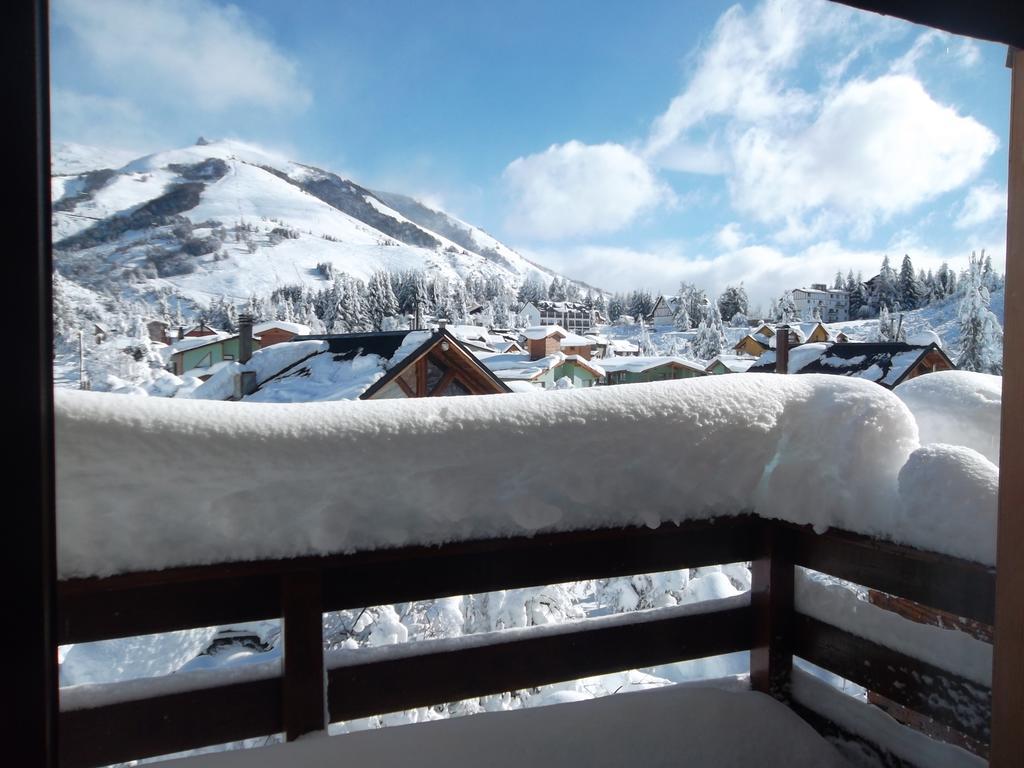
[897,254,922,311]
[691,298,727,360]
[958,252,1004,374]
[775,290,799,323]
[366,270,400,331]
[717,284,749,322]
[871,255,899,312]
[673,303,691,331]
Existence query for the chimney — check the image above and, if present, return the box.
[238,314,254,363]
[177,325,185,341]
[776,324,790,374]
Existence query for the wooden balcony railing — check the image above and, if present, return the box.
[56,516,995,768]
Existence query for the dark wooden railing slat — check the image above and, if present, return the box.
[283,571,326,740]
[751,519,794,700]
[790,525,995,625]
[794,613,992,749]
[328,604,752,722]
[59,677,282,768]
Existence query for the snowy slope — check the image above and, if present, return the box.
[52,139,564,306]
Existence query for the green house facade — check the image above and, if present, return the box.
[602,357,706,386]
[171,336,262,377]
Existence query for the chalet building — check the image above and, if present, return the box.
[518,300,601,333]
[167,321,310,378]
[600,356,707,385]
[746,341,955,389]
[180,322,222,339]
[168,333,250,378]
[252,321,311,348]
[252,328,511,401]
[705,355,757,375]
[520,325,568,360]
[482,350,606,390]
[791,284,850,322]
[647,295,682,327]
[733,333,771,358]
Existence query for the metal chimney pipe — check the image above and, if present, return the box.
[776,324,790,374]
[238,314,254,363]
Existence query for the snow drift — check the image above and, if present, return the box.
[56,374,946,578]
[895,370,1002,464]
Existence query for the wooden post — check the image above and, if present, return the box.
[282,571,326,740]
[751,520,794,700]
[992,46,1024,768]
[7,1,57,766]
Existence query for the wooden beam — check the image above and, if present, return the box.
[992,46,1024,768]
[328,605,752,723]
[829,1,1024,49]
[282,571,326,740]
[751,519,794,700]
[58,518,758,644]
[794,613,991,750]
[59,677,282,768]
[394,374,415,397]
[6,2,57,766]
[428,366,457,396]
[416,356,427,396]
[789,523,995,625]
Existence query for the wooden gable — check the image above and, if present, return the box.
[361,330,512,400]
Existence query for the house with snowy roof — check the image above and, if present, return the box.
[705,355,757,375]
[600,356,707,385]
[167,320,311,378]
[242,327,512,402]
[647,295,681,327]
[733,333,772,357]
[480,350,606,390]
[746,341,955,389]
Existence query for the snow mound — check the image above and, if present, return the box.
[898,444,999,564]
[894,370,1001,464]
[906,329,942,347]
[56,375,926,578]
[167,683,846,768]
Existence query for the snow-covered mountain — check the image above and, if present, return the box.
[51,139,564,307]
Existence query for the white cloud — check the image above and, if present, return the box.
[730,75,998,229]
[502,141,671,239]
[54,0,311,112]
[715,223,746,250]
[644,0,849,169]
[50,89,155,152]
[955,184,1008,230]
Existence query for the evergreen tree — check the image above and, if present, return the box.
[897,254,922,311]
[366,270,400,331]
[607,294,624,322]
[871,256,899,311]
[673,303,691,331]
[775,291,799,323]
[717,284,749,322]
[692,298,727,360]
[517,275,547,307]
[833,271,844,290]
[958,252,1004,374]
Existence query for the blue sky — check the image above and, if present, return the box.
[50,0,1010,305]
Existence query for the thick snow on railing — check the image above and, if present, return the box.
[55,374,998,578]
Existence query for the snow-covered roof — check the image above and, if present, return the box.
[600,356,705,375]
[252,320,311,336]
[607,339,640,353]
[521,325,568,341]
[169,332,233,355]
[706,355,756,373]
[559,333,595,347]
[747,342,954,388]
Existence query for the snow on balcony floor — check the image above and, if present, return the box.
[162,681,848,768]
[55,373,998,579]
